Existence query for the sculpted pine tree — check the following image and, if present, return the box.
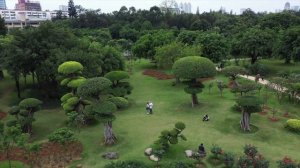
[77,77,126,145]
[172,56,216,106]
[237,96,262,131]
[58,61,90,126]
[8,98,42,134]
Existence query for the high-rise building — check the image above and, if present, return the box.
[59,5,68,12]
[284,2,290,10]
[15,0,42,11]
[291,6,299,11]
[0,0,6,10]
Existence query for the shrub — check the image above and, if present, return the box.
[108,97,129,109]
[222,152,235,168]
[210,144,223,159]
[277,157,298,168]
[286,119,300,132]
[104,160,149,168]
[48,127,76,144]
[247,63,270,76]
[244,144,258,158]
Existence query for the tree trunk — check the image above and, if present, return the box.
[0,70,4,80]
[191,93,199,107]
[240,110,251,131]
[251,56,257,64]
[15,76,21,98]
[176,77,180,84]
[32,72,35,85]
[104,121,117,145]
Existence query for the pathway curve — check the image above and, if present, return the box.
[237,74,300,100]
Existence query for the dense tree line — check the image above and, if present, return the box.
[58,5,300,64]
[1,4,300,99]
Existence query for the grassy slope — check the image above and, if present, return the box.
[0,60,299,167]
[259,59,300,76]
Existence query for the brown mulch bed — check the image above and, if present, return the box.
[283,112,291,118]
[268,117,280,122]
[143,69,174,80]
[0,141,83,168]
[0,112,7,120]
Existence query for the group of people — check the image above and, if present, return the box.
[146,101,154,114]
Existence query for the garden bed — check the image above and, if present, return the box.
[268,117,280,122]
[143,69,174,80]
[0,141,83,168]
[0,112,7,120]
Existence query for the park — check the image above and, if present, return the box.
[0,1,300,168]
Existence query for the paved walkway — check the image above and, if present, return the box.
[237,74,300,100]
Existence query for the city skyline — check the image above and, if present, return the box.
[5,0,300,13]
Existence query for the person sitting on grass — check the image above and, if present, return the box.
[198,143,206,154]
[203,114,209,121]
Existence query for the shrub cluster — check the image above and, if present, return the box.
[286,119,300,132]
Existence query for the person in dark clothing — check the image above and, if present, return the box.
[202,114,209,121]
[198,143,206,154]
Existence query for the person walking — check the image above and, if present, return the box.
[149,102,153,114]
[146,102,150,114]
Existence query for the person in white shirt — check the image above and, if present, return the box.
[149,102,153,114]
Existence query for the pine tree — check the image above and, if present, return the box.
[68,0,77,18]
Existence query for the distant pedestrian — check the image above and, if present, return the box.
[149,102,153,114]
[146,102,150,114]
[202,114,210,121]
[255,74,261,83]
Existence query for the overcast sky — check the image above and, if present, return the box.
[6,0,300,14]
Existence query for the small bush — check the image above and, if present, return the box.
[48,127,76,144]
[210,144,223,158]
[246,63,270,76]
[286,119,300,132]
[104,160,149,168]
[222,152,235,168]
[277,157,299,168]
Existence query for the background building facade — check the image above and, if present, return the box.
[15,0,42,11]
[0,0,6,10]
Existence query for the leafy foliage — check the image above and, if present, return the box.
[77,77,112,97]
[58,61,83,75]
[107,97,129,109]
[151,122,186,159]
[104,160,149,168]
[286,119,300,133]
[48,127,76,144]
[173,56,216,79]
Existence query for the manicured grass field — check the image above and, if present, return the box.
[259,59,300,76]
[0,60,299,167]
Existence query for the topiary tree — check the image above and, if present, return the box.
[236,96,262,131]
[151,122,187,161]
[222,66,246,88]
[58,61,90,127]
[277,157,299,168]
[104,71,133,97]
[8,98,42,134]
[172,56,216,106]
[78,77,125,145]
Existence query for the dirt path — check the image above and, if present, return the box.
[238,74,300,100]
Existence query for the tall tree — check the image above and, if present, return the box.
[68,0,78,18]
[77,77,128,145]
[0,16,6,36]
[238,28,274,64]
[172,56,216,106]
[237,96,262,131]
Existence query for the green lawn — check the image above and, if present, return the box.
[0,60,299,167]
[259,59,300,76]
